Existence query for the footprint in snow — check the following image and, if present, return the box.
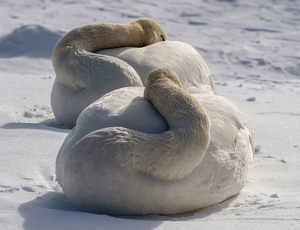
[0,185,20,193]
[23,105,53,119]
[246,97,256,101]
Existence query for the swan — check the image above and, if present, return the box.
[51,18,216,127]
[56,68,254,215]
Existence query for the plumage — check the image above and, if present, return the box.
[52,18,253,215]
[51,18,216,126]
[56,68,254,215]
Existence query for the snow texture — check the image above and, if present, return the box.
[0,0,299,229]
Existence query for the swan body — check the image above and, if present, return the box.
[56,68,254,215]
[51,18,216,126]
[97,41,216,94]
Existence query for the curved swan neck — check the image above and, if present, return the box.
[54,18,166,53]
[119,68,211,180]
[52,18,167,90]
[144,69,208,131]
[146,81,195,128]
[54,23,144,53]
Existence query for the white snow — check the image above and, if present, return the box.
[0,0,299,229]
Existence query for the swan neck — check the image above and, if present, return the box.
[146,79,208,131]
[55,23,146,54]
[121,69,211,180]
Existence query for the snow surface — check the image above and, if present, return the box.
[0,0,299,229]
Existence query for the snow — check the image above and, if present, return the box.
[0,0,299,229]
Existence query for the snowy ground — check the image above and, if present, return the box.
[0,0,299,229]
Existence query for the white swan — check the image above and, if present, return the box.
[56,68,254,215]
[51,18,216,126]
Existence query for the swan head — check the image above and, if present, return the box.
[144,68,183,100]
[130,18,167,46]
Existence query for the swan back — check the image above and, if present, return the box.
[97,41,217,94]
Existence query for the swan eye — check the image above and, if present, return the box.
[160,35,165,41]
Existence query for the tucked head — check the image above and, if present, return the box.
[146,68,182,88]
[144,68,183,100]
[130,18,167,46]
